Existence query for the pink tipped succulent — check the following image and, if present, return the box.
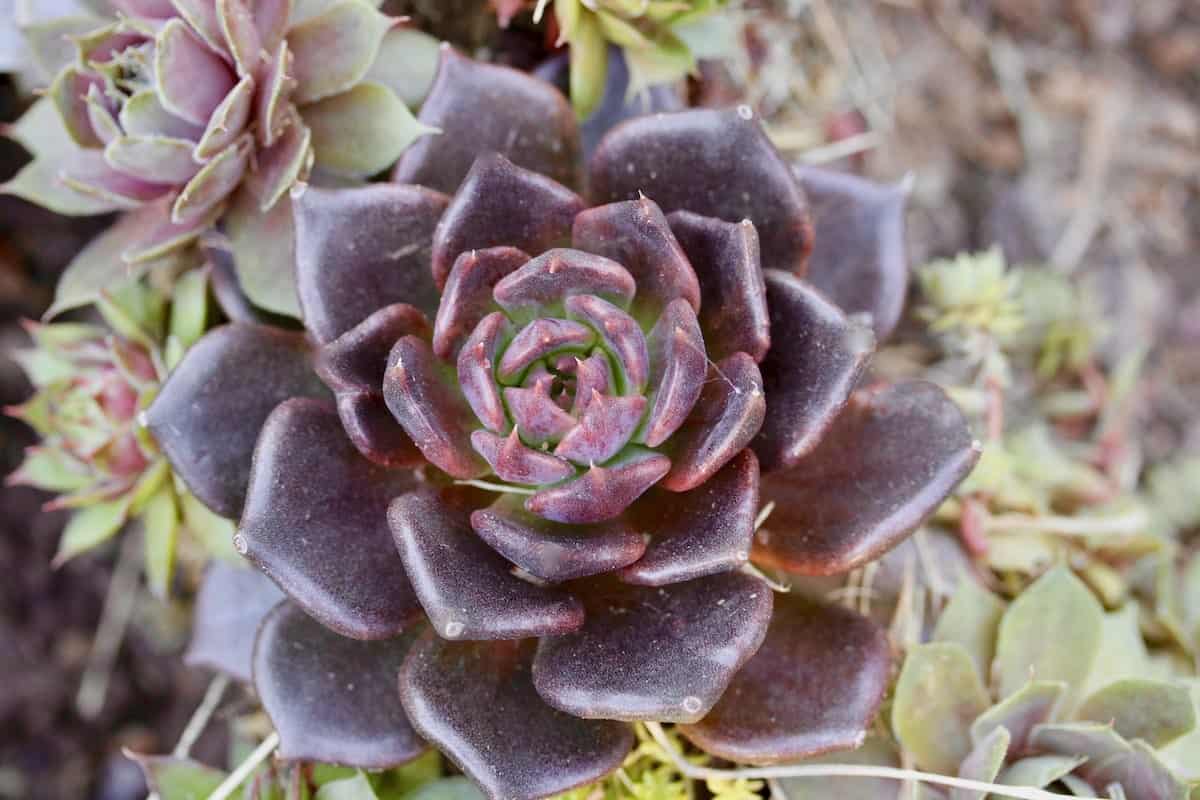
[4,0,428,277]
[150,50,980,800]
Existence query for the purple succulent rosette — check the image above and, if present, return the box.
[156,49,981,800]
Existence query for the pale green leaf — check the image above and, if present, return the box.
[9,447,92,492]
[224,188,301,318]
[128,753,228,800]
[45,207,163,318]
[1076,679,1196,748]
[371,750,442,800]
[933,578,1006,678]
[1078,604,1150,704]
[141,485,179,599]
[993,566,1104,701]
[288,0,393,105]
[54,496,131,565]
[315,772,380,800]
[568,10,608,120]
[404,778,484,800]
[970,680,1066,750]
[168,267,209,351]
[998,755,1087,789]
[892,642,991,774]
[363,27,441,108]
[302,82,436,177]
[1,157,125,216]
[951,726,1009,800]
[5,96,80,161]
[179,490,240,562]
[1159,681,1200,782]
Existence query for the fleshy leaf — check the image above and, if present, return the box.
[364,27,441,108]
[932,577,1007,678]
[572,197,700,321]
[184,561,286,682]
[470,494,643,583]
[755,381,978,575]
[661,352,764,492]
[195,73,255,160]
[492,248,635,323]
[384,336,488,479]
[971,680,1066,756]
[892,642,991,775]
[638,298,706,447]
[225,186,302,317]
[679,595,890,765]
[564,294,648,392]
[590,106,812,274]
[533,572,772,723]
[145,324,328,518]
[667,211,770,363]
[998,756,1087,791]
[751,270,874,472]
[497,318,595,383]
[154,19,237,126]
[48,65,104,148]
[54,497,131,566]
[239,398,423,639]
[797,167,909,339]
[293,183,448,342]
[429,154,584,290]
[127,754,227,800]
[525,448,670,524]
[393,45,580,194]
[316,304,429,467]
[171,133,251,224]
[1080,740,1187,800]
[104,135,202,184]
[952,727,1010,800]
[303,82,435,178]
[621,449,758,586]
[254,601,427,767]
[993,565,1104,702]
[1076,679,1196,748]
[457,313,512,435]
[288,0,393,104]
[388,488,585,640]
[471,430,575,487]
[433,247,528,360]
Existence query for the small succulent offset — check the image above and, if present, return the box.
[7,272,235,596]
[3,0,432,315]
[148,51,981,799]
[891,567,1199,799]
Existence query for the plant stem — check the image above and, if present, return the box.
[642,723,1087,800]
[76,529,142,719]
[207,731,279,800]
[173,674,229,759]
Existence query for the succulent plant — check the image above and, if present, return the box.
[3,0,435,316]
[6,271,235,595]
[888,567,1199,799]
[145,50,981,800]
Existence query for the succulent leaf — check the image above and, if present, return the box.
[184,561,286,682]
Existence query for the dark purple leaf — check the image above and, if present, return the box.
[679,595,891,764]
[639,298,706,448]
[667,211,770,363]
[393,46,581,194]
[316,304,431,468]
[504,380,578,446]
[590,107,812,274]
[554,393,646,465]
[498,318,595,383]
[293,183,448,343]
[470,494,644,583]
[526,448,670,524]
[238,398,423,639]
[388,488,585,640]
[565,294,649,392]
[493,248,635,321]
[756,381,980,575]
[184,561,285,682]
[430,155,584,290]
[662,353,765,492]
[751,270,874,472]
[621,449,759,586]
[254,601,426,768]
[572,198,700,320]
[797,167,909,340]
[533,572,772,723]
[433,247,529,360]
[400,637,633,800]
[145,324,329,518]
[471,430,576,486]
[533,46,683,159]
[384,336,488,479]
[458,312,512,434]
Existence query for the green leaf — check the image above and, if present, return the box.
[1160,681,1200,782]
[568,9,608,120]
[127,753,228,800]
[623,30,695,100]
[315,772,380,800]
[288,0,393,105]
[12,347,75,385]
[371,750,442,800]
[406,778,485,800]
[1076,679,1196,748]
[933,578,1007,678]
[45,207,165,319]
[998,755,1087,790]
[179,490,240,562]
[302,82,436,177]
[1079,604,1150,703]
[993,566,1104,702]
[168,268,210,351]
[142,485,179,599]
[951,726,1009,800]
[892,642,992,774]
[1,157,126,216]
[363,27,441,108]
[54,497,131,566]
[96,280,166,347]
[971,680,1065,752]
[224,188,302,318]
[9,447,93,493]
